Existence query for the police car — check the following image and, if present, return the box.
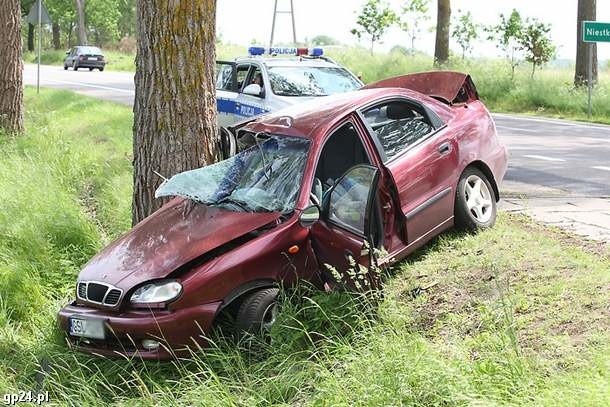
[215,47,363,128]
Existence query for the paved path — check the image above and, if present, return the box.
[23,64,610,242]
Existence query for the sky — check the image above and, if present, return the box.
[217,0,610,60]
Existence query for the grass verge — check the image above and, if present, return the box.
[0,89,608,405]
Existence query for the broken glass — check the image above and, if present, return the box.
[156,135,310,213]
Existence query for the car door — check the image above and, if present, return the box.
[215,61,239,127]
[310,164,380,290]
[234,63,269,119]
[306,120,396,289]
[360,99,458,246]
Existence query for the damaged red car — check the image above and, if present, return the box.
[58,71,508,359]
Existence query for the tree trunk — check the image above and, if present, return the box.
[575,0,597,86]
[132,0,218,225]
[75,0,87,45]
[0,0,24,134]
[434,0,451,66]
[52,23,61,50]
[28,23,35,52]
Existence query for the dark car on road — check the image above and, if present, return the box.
[63,46,106,71]
[58,71,508,360]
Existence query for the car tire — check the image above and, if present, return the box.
[454,167,497,231]
[89,67,94,71]
[235,288,279,339]
[99,67,104,72]
[63,65,68,70]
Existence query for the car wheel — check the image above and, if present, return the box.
[89,67,94,71]
[63,65,68,70]
[99,67,104,72]
[235,288,279,340]
[454,167,496,231]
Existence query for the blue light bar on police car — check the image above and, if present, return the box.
[247,47,324,57]
[309,48,324,57]
[248,46,266,56]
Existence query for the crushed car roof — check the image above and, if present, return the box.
[245,87,454,141]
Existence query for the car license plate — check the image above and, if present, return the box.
[88,57,97,61]
[69,317,105,340]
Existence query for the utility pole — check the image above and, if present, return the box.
[269,0,297,49]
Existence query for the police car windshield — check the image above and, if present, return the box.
[155,135,310,213]
[268,66,361,97]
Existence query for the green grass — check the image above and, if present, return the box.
[0,89,609,405]
[24,49,136,72]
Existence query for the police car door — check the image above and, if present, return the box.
[234,64,270,120]
[216,61,239,127]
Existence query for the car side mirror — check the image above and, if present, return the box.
[243,84,263,97]
[299,205,320,228]
[66,51,70,55]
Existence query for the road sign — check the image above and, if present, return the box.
[583,21,610,43]
[26,0,52,25]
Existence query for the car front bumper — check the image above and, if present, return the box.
[57,300,221,360]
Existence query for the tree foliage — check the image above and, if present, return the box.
[451,10,478,59]
[311,35,339,46]
[397,0,430,53]
[351,0,397,55]
[487,9,523,79]
[519,18,555,78]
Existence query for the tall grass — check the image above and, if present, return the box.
[1,89,609,405]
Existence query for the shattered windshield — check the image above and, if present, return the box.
[155,135,310,213]
[268,66,361,97]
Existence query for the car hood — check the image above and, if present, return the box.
[78,198,280,290]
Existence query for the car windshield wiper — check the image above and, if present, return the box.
[216,196,252,212]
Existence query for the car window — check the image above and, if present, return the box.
[216,63,235,91]
[327,165,377,235]
[248,66,264,90]
[267,66,361,96]
[78,46,102,55]
[236,65,251,92]
[363,101,434,160]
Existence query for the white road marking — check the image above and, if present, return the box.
[523,154,566,162]
[47,78,134,94]
[496,126,539,133]
[493,113,610,131]
[592,166,610,172]
[28,77,134,94]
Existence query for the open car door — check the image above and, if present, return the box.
[309,165,380,290]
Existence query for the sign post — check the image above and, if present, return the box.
[582,21,610,119]
[26,0,52,94]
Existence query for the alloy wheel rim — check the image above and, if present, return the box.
[464,175,493,223]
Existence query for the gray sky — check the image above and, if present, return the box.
[217,0,610,60]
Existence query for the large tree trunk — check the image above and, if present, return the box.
[75,0,87,45]
[575,0,597,86]
[52,23,61,50]
[0,0,24,134]
[434,0,451,66]
[132,0,218,225]
[27,23,35,52]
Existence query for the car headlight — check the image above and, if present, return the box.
[130,281,182,304]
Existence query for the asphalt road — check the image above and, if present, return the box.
[23,63,610,199]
